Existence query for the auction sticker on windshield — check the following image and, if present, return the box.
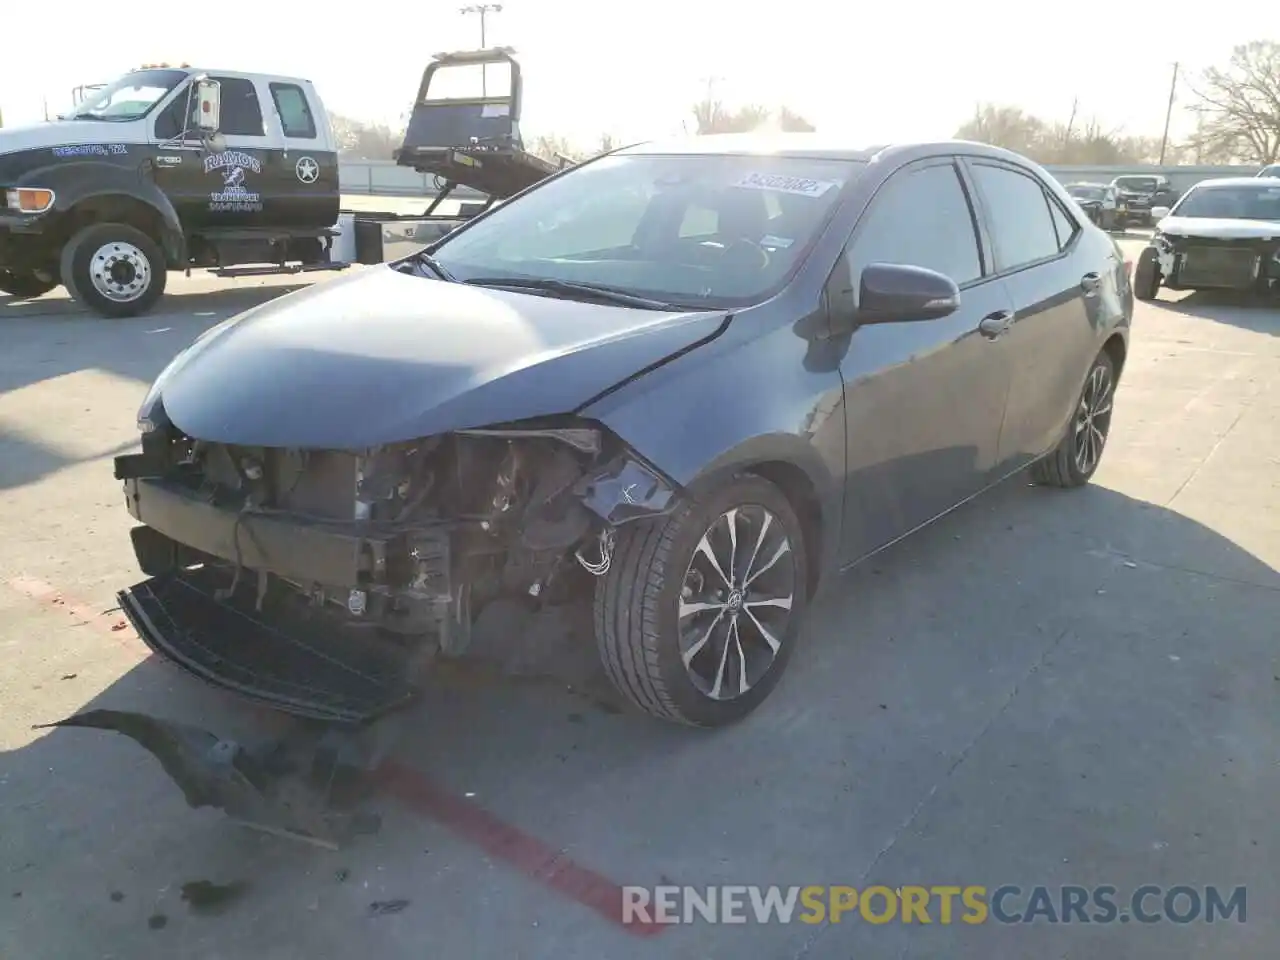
[734,172,842,197]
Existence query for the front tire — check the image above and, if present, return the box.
[60,223,167,318]
[594,474,809,727]
[0,269,58,299]
[1133,247,1161,301]
[1031,350,1116,488]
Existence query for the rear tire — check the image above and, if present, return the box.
[1031,350,1116,488]
[0,269,58,299]
[60,223,167,318]
[1133,247,1161,301]
[594,474,809,727]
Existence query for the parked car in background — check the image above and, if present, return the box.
[1110,174,1179,228]
[1066,182,1123,231]
[1135,177,1280,300]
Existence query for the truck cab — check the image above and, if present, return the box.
[0,65,344,315]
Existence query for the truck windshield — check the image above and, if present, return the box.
[1174,184,1280,221]
[68,69,188,121]
[430,153,864,309]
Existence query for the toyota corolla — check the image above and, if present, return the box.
[88,137,1130,817]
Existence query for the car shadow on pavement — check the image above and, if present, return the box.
[1151,291,1280,335]
[3,475,1278,958]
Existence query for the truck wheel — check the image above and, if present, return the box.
[0,269,58,299]
[1133,247,1161,301]
[60,223,167,318]
[594,474,809,727]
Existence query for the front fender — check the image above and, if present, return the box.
[580,314,847,572]
[20,159,186,264]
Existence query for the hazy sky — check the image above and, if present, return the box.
[2,1,1271,148]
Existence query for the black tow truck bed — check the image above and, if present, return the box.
[339,46,573,265]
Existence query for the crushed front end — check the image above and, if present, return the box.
[112,415,678,725]
[1153,232,1280,293]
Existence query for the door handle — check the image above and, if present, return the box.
[978,310,1014,340]
[1081,272,1102,296]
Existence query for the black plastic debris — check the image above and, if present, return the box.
[181,880,248,915]
[369,899,411,917]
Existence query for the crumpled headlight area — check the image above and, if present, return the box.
[1152,231,1173,253]
[455,418,680,528]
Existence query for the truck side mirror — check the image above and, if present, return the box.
[194,78,221,135]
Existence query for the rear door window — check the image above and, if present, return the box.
[270,83,318,140]
[969,163,1062,271]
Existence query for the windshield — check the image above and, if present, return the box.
[1258,165,1280,178]
[1114,177,1159,193]
[67,69,187,121]
[1172,184,1280,221]
[1068,185,1105,200]
[430,153,864,308]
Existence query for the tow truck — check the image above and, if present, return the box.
[0,48,568,317]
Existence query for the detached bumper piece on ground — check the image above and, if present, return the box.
[35,709,384,848]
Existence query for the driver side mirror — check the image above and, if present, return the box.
[1150,206,1171,221]
[854,262,960,326]
[193,77,221,136]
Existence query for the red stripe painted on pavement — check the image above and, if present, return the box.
[4,575,148,658]
[378,760,665,937]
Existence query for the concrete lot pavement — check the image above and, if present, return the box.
[1,254,1277,959]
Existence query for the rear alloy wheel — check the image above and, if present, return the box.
[1133,247,1161,301]
[60,223,167,318]
[0,269,58,299]
[594,474,808,726]
[1031,350,1116,488]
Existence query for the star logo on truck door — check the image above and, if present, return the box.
[295,157,320,184]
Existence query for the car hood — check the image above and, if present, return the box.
[155,265,728,449]
[0,118,143,156]
[1157,216,1280,239]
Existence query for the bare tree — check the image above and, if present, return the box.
[955,104,1049,157]
[956,102,1184,165]
[778,107,816,133]
[692,98,814,134]
[1185,41,1280,163]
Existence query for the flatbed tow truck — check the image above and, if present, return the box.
[0,47,568,318]
[29,51,587,848]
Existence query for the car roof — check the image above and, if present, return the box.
[614,134,1041,166]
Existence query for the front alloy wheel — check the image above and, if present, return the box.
[678,505,796,701]
[595,474,809,726]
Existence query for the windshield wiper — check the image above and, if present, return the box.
[462,277,678,309]
[414,252,457,282]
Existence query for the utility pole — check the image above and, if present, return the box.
[1158,62,1179,165]
[460,3,503,96]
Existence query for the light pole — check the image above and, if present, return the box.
[460,3,503,96]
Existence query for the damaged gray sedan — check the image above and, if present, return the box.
[68,136,1131,843]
